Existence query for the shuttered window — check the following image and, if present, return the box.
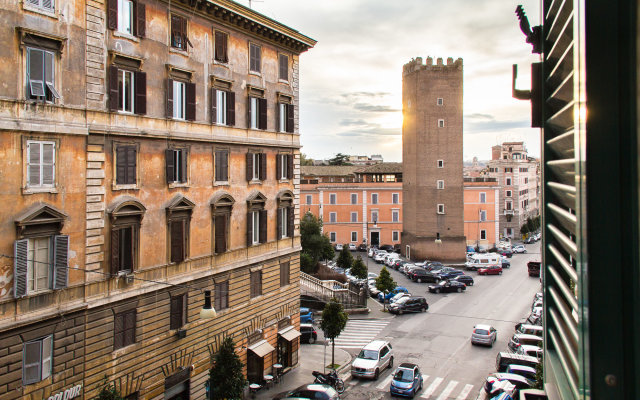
[114,309,136,350]
[246,209,267,246]
[111,225,136,274]
[26,0,54,12]
[214,31,228,63]
[246,152,266,181]
[280,261,290,287]
[169,219,187,263]
[278,54,288,81]
[214,150,229,182]
[170,294,187,330]
[277,103,294,133]
[108,66,146,115]
[276,154,293,180]
[14,235,68,298]
[170,14,190,50]
[166,148,187,184]
[249,97,267,130]
[277,207,294,239]
[26,48,59,102]
[250,270,262,298]
[214,213,228,253]
[108,0,144,37]
[27,141,55,188]
[249,43,261,73]
[22,335,52,384]
[115,145,137,185]
[214,281,228,310]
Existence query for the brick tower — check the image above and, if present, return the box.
[401,56,465,261]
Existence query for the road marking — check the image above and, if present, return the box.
[456,384,474,400]
[435,380,458,400]
[420,377,443,398]
[376,374,394,390]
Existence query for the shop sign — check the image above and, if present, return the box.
[47,384,82,400]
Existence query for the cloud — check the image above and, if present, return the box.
[339,118,370,126]
[353,103,401,113]
[336,124,401,138]
[340,91,391,99]
[466,118,529,133]
[466,113,495,120]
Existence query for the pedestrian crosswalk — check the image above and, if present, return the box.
[347,374,476,400]
[332,319,390,349]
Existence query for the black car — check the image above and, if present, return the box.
[433,267,464,280]
[300,323,318,344]
[502,259,511,268]
[392,259,407,270]
[379,244,395,252]
[358,243,367,251]
[428,280,467,293]
[425,262,445,270]
[388,296,428,314]
[409,268,439,283]
[501,248,513,258]
[451,274,474,286]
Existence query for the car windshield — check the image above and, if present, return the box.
[393,369,414,382]
[438,280,447,286]
[357,349,379,360]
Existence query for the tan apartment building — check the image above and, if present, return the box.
[0,1,314,398]
[463,178,500,250]
[401,57,465,261]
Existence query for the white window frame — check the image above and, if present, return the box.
[279,154,288,180]
[250,97,259,129]
[371,193,378,205]
[25,0,55,12]
[23,335,52,385]
[480,230,487,240]
[351,193,358,205]
[173,80,186,120]
[118,69,135,113]
[506,190,512,197]
[329,232,336,242]
[26,47,59,102]
[252,153,260,180]
[392,193,399,204]
[371,210,379,223]
[117,0,134,35]
[351,212,358,222]
[216,89,227,125]
[437,160,444,168]
[506,201,513,211]
[306,195,312,205]
[249,43,261,73]
[27,236,52,294]
[506,177,512,186]
[392,231,399,241]
[329,212,337,223]
[437,180,445,189]
[280,207,288,238]
[279,103,287,133]
[251,211,260,245]
[437,97,443,106]
[480,210,487,221]
[329,193,337,205]
[437,204,445,214]
[392,209,399,222]
[438,119,445,128]
[27,140,56,188]
[351,231,357,242]
[479,192,486,203]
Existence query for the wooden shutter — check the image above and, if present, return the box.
[111,228,120,275]
[124,310,136,347]
[259,153,267,181]
[222,151,229,181]
[134,71,146,115]
[135,2,145,38]
[114,312,124,349]
[247,96,253,127]
[185,82,196,121]
[170,220,184,263]
[246,152,253,181]
[166,79,174,118]
[258,98,267,130]
[116,146,126,185]
[286,103,294,133]
[53,235,69,290]
[126,146,136,184]
[287,206,294,237]
[180,149,187,183]
[108,65,119,111]
[13,239,28,298]
[226,91,235,126]
[170,295,182,330]
[107,0,118,30]
[165,149,175,183]
[259,209,267,243]
[277,208,282,238]
[246,212,253,246]
[276,154,282,179]
[210,88,217,124]
[215,214,227,253]
[215,31,227,62]
[287,154,294,179]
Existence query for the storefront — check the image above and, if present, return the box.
[277,324,301,369]
[247,339,275,384]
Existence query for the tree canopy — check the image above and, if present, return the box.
[320,298,349,367]
[375,266,397,310]
[350,255,368,279]
[300,153,314,166]
[336,246,354,270]
[328,153,352,166]
[300,212,334,273]
[208,337,247,399]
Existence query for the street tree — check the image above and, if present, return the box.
[300,212,334,273]
[336,245,354,271]
[375,266,396,311]
[208,337,247,399]
[328,153,351,165]
[96,376,123,400]
[320,298,349,368]
[300,153,314,166]
[350,255,368,280]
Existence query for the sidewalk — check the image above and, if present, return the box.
[254,343,352,399]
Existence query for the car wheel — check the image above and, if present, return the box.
[498,271,503,275]
[457,287,462,293]
[374,368,380,380]
[389,356,394,369]
[308,336,316,344]
[435,289,440,294]
[399,309,403,315]
[417,278,422,283]
[468,281,474,286]
[421,306,426,312]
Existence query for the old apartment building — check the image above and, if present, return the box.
[0,0,314,398]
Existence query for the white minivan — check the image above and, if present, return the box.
[465,253,501,271]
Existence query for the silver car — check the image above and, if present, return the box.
[351,340,394,380]
[471,324,497,347]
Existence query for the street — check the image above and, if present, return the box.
[322,242,542,399]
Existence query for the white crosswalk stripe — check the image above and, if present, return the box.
[420,377,443,398]
[346,374,475,400]
[375,374,394,390]
[332,319,390,348]
[456,384,474,400]
[435,380,458,400]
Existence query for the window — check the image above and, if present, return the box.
[114,309,136,350]
[166,148,187,184]
[246,152,266,181]
[26,47,59,102]
[480,210,487,221]
[214,150,229,182]
[26,141,55,188]
[214,281,228,310]
[371,193,378,205]
[27,237,51,293]
[329,212,337,223]
[170,293,187,330]
[278,102,294,133]
[505,167,514,173]
[438,119,445,128]
[246,192,267,246]
[25,0,55,12]
[329,232,336,242]
[351,194,358,204]
[23,335,52,385]
[214,31,228,63]
[392,210,399,222]
[250,270,262,298]
[108,0,145,37]
[329,194,337,204]
[172,80,185,120]
[351,232,357,242]
[524,177,529,184]
[437,204,445,214]
[437,160,444,168]
[249,211,260,244]
[115,145,137,185]
[277,154,293,180]
[169,216,189,264]
[392,193,399,204]
[437,97,443,105]
[306,195,312,205]
[506,228,513,236]
[351,212,358,222]
[212,194,233,254]
[111,69,140,114]
[506,201,513,210]
[170,14,191,50]
[506,178,512,186]
[480,230,487,240]
[167,78,195,121]
[280,261,290,287]
[437,180,444,189]
[479,192,486,203]
[215,90,227,125]
[506,190,512,197]
[277,205,293,239]
[279,54,289,81]
[371,210,378,223]
[249,43,261,73]
[392,231,399,241]
[249,96,267,130]
[110,199,144,275]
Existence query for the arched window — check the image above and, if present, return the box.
[210,192,235,254]
[109,196,146,275]
[246,191,267,246]
[277,190,294,239]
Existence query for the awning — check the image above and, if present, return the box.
[278,326,301,342]
[248,340,275,358]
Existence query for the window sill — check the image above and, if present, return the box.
[170,47,189,57]
[112,31,140,43]
[169,182,190,189]
[170,116,187,121]
[117,110,136,115]
[22,3,57,19]
[23,186,58,195]
[278,179,290,184]
[112,184,139,191]
[214,181,229,187]
[112,342,140,357]
[213,60,229,67]
[249,71,262,77]
[249,180,263,185]
[278,79,289,85]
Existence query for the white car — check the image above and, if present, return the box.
[385,254,400,266]
[351,340,394,380]
[335,243,344,251]
[513,245,527,253]
[374,251,388,263]
[389,292,411,304]
[348,243,357,251]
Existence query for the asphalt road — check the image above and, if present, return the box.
[337,242,542,399]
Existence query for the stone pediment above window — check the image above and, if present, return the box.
[109,196,146,221]
[166,64,194,81]
[210,76,233,91]
[15,202,67,237]
[210,191,235,212]
[277,189,294,207]
[247,85,265,98]
[247,190,267,208]
[166,194,195,217]
[109,50,144,70]
[277,92,293,104]
[17,27,66,53]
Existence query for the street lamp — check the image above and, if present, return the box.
[199,290,217,319]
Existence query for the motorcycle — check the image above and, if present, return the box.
[312,370,345,393]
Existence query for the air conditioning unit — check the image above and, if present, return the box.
[124,273,135,284]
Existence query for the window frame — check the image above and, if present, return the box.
[24,0,55,13]
[114,143,138,188]
[214,280,229,310]
[214,30,228,63]
[109,198,145,276]
[506,190,512,197]
[249,42,262,74]
[506,177,512,186]
[437,204,445,214]
[329,232,336,242]
[26,46,59,103]
[173,80,186,120]
[329,212,337,223]
[351,212,358,222]
[117,0,134,36]
[437,180,445,190]
[371,193,378,205]
[392,209,400,222]
[329,193,337,205]
[351,193,358,204]
[114,308,136,350]
[215,89,227,125]
[26,140,56,189]
[437,97,443,105]
[437,160,444,168]
[169,293,187,330]
[480,210,487,221]
[479,192,486,203]
[22,335,52,385]
[392,231,400,241]
[392,193,399,204]
[278,53,289,81]
[438,119,445,128]
[250,269,262,298]
[371,210,379,223]
[306,195,312,205]
[170,13,190,51]
[166,147,188,185]
[214,149,229,183]
[280,261,290,287]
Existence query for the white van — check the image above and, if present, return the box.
[465,253,501,271]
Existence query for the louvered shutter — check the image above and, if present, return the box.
[27,142,40,186]
[116,146,126,185]
[226,91,235,126]
[134,71,146,115]
[185,82,196,121]
[111,228,120,275]
[246,212,253,246]
[276,154,282,180]
[259,209,267,243]
[246,152,253,181]
[259,153,267,181]
[287,104,294,133]
[288,206,294,237]
[277,208,282,238]
[222,151,229,181]
[287,154,294,179]
[170,295,182,330]
[135,2,145,38]
[170,221,184,263]
[180,149,187,183]
[211,88,217,124]
[247,96,253,127]
[124,310,136,346]
[114,312,124,349]
[53,235,68,290]
[109,65,119,111]
[126,146,136,184]
[166,149,175,183]
[258,98,267,130]
[215,214,227,253]
[41,143,54,186]
[166,79,174,118]
[107,0,118,30]
[14,239,28,298]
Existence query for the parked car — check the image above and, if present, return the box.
[351,340,394,380]
[496,352,539,372]
[478,265,503,275]
[409,268,438,283]
[389,292,412,304]
[508,333,543,352]
[378,287,409,303]
[516,344,543,358]
[500,248,513,258]
[368,272,378,279]
[358,243,367,251]
[368,247,376,257]
[391,259,406,270]
[388,296,428,314]
[502,258,511,268]
[273,383,340,400]
[428,280,466,294]
[335,243,344,251]
[484,373,534,394]
[451,275,474,286]
[527,261,541,277]
[379,244,395,252]
[385,254,400,267]
[505,364,537,381]
[374,251,389,263]
[515,323,543,337]
[300,323,318,344]
[433,267,464,280]
[425,261,444,270]
[390,363,424,398]
[524,236,535,244]
[471,324,497,347]
[513,244,527,253]
[300,307,314,324]
[466,253,501,271]
[348,243,357,251]
[403,264,423,277]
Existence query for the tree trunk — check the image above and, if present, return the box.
[331,338,335,367]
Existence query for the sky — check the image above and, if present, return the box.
[238,0,542,162]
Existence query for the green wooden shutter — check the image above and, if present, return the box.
[14,239,28,298]
[53,235,68,290]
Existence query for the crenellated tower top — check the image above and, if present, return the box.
[403,56,463,75]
